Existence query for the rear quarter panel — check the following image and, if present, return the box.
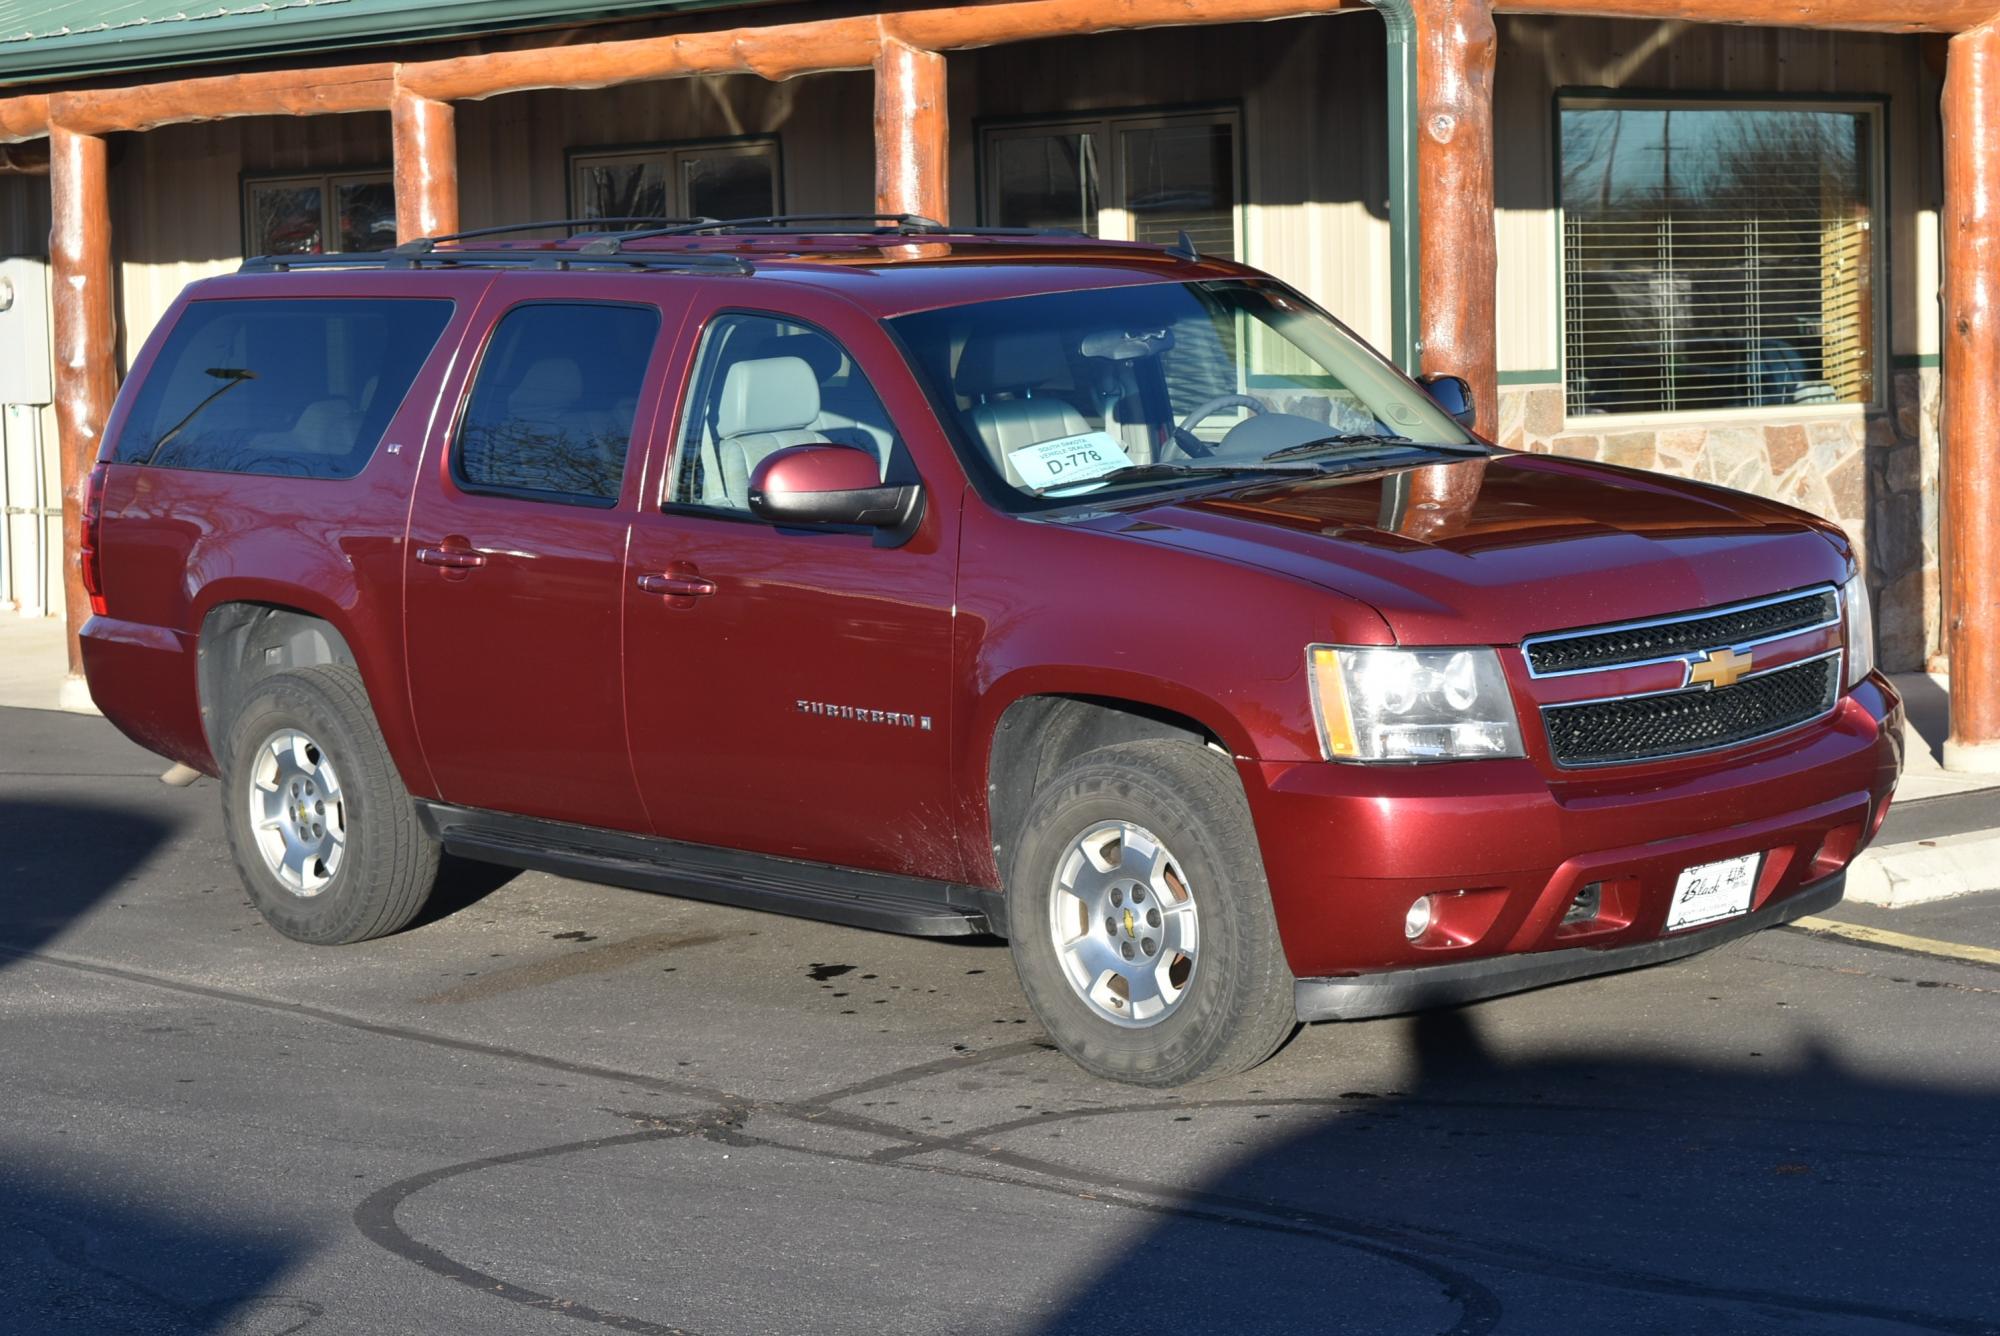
[87,272,490,783]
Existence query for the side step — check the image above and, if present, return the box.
[415,801,1000,938]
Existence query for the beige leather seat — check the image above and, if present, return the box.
[714,355,835,502]
[956,332,1090,485]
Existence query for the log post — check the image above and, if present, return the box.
[873,37,948,223]
[48,123,116,708]
[1413,0,1498,434]
[392,90,459,243]
[1942,18,2000,770]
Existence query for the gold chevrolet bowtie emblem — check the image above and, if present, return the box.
[1123,908,1137,938]
[1688,647,1753,690]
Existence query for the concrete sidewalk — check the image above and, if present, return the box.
[1,610,1992,902]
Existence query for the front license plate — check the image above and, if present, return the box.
[1665,852,1761,932]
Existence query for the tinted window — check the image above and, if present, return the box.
[455,303,659,505]
[113,298,453,478]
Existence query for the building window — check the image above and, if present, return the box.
[982,108,1240,259]
[243,173,396,256]
[1559,99,1881,418]
[571,139,781,227]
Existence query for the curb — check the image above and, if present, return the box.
[1846,828,2000,908]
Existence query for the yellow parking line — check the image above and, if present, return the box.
[1794,915,2000,967]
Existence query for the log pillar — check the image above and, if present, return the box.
[391,91,459,244]
[1412,0,1498,435]
[873,38,948,223]
[1942,19,2000,770]
[48,123,116,705]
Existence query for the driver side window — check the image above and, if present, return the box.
[670,313,901,515]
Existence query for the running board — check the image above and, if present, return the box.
[414,802,1001,938]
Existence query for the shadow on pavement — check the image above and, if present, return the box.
[0,796,175,962]
[0,1160,315,1335]
[1033,1009,2000,1335]
[1,798,314,1332]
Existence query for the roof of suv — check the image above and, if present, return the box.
[235,218,1259,319]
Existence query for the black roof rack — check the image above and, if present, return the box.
[393,217,715,253]
[579,213,1078,254]
[238,247,754,276]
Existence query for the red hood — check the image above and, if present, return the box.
[1084,452,1851,645]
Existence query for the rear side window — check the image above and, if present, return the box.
[454,303,660,506]
[113,298,453,478]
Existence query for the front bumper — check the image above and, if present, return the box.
[1294,869,1842,1021]
[1241,675,1902,982]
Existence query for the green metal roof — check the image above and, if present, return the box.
[0,0,778,87]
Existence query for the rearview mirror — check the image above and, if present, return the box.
[748,443,924,541]
[1419,374,1478,429]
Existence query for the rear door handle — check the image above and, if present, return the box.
[636,572,718,598]
[416,546,487,569]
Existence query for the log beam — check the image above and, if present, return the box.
[1495,1,1985,33]
[48,124,117,697]
[392,91,460,243]
[874,39,948,222]
[1943,19,2000,769]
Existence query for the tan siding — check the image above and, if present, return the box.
[951,14,1394,353]
[1494,15,1940,379]
[454,73,875,232]
[0,174,48,258]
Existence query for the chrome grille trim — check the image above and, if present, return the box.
[1521,585,1842,680]
[1539,650,1844,769]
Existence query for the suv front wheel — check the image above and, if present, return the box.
[1006,740,1298,1085]
[220,665,440,944]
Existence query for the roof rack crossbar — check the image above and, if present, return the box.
[238,248,754,276]
[394,217,715,254]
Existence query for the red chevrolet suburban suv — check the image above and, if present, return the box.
[81,216,1903,1085]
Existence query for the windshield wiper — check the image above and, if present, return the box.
[1261,432,1486,462]
[1027,461,1320,498]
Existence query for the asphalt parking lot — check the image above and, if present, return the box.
[4,704,1998,1336]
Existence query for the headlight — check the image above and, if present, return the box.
[1841,571,1874,688]
[1308,646,1524,761]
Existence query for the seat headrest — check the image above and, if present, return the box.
[717,356,822,438]
[507,357,582,419]
[754,334,844,384]
[956,331,1072,396]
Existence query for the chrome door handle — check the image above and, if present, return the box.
[637,572,718,597]
[416,546,487,569]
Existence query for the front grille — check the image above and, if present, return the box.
[1525,589,1838,676]
[1543,654,1840,768]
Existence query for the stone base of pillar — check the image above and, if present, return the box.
[1941,736,2000,775]
[57,672,99,716]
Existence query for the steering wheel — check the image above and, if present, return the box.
[1172,394,1265,458]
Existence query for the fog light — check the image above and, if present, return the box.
[1404,895,1435,941]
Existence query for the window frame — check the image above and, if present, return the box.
[565,135,785,225]
[1553,90,1889,426]
[975,102,1246,259]
[447,299,664,511]
[661,307,911,526]
[241,169,396,257]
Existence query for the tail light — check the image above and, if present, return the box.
[80,463,108,616]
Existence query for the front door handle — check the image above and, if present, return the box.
[636,572,718,598]
[416,546,487,569]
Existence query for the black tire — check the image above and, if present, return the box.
[1006,739,1298,1086]
[219,664,440,944]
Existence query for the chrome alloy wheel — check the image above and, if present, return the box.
[246,728,347,897]
[1048,820,1199,1027]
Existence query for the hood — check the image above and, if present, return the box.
[1085,452,1851,645]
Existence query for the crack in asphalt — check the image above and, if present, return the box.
[9,943,1996,1336]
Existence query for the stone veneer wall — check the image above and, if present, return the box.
[1495,371,1941,674]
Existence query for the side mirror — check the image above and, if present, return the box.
[748,443,924,538]
[1419,374,1478,429]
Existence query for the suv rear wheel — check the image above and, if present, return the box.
[1006,740,1297,1085]
[220,665,440,944]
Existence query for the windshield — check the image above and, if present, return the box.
[888,279,1475,508]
